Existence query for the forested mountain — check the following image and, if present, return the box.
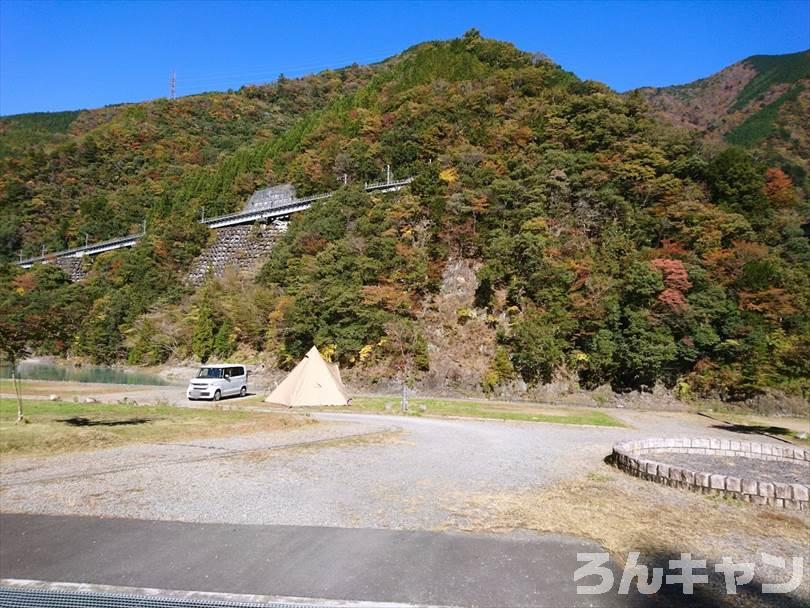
[0,64,377,259]
[635,50,810,190]
[2,32,808,402]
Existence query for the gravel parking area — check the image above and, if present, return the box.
[0,409,761,530]
[4,408,809,607]
[657,452,809,484]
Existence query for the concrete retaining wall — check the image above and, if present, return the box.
[611,437,810,510]
[245,184,295,211]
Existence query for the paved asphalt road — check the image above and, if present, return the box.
[0,513,643,607]
[1,410,744,606]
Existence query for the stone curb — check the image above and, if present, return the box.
[610,437,810,511]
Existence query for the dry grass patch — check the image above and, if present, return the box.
[450,465,810,605]
[453,465,809,558]
[0,398,311,457]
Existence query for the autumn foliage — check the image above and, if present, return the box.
[1,31,808,401]
[651,258,692,310]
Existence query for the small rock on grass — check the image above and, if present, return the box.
[83,397,98,404]
[49,394,60,401]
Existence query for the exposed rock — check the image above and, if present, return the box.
[743,389,809,417]
[418,258,498,394]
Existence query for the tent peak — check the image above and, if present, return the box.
[265,345,349,407]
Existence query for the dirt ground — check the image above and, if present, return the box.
[2,381,808,606]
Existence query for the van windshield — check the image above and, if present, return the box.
[196,368,224,379]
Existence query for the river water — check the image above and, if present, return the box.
[0,360,170,386]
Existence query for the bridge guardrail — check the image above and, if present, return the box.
[18,177,414,267]
[364,177,414,190]
[18,231,145,266]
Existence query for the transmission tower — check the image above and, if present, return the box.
[169,70,176,100]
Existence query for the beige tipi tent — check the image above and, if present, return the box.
[265,346,350,407]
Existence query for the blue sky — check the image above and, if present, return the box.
[1,0,809,115]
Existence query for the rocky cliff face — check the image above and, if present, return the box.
[418,258,497,394]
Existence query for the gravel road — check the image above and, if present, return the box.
[0,409,770,530]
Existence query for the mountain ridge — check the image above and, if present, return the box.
[634,49,810,186]
[2,32,808,403]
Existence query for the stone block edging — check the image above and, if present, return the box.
[611,437,809,511]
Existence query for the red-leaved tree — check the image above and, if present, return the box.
[651,258,692,310]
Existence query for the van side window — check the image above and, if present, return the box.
[233,367,244,377]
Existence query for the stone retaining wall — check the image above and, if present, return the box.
[187,224,282,287]
[55,256,89,281]
[611,437,810,511]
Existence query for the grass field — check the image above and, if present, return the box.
[348,396,625,427]
[0,399,307,457]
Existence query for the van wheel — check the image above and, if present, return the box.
[240,386,247,398]
[213,390,221,402]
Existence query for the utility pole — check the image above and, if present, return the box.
[342,173,348,186]
[200,207,205,222]
[169,70,176,100]
[142,219,147,234]
[386,164,391,184]
[41,244,45,257]
[85,234,89,248]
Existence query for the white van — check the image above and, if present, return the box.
[187,364,248,401]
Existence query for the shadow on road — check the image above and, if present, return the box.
[707,423,797,443]
[697,412,797,444]
[59,416,152,427]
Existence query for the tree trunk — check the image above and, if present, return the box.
[12,363,25,424]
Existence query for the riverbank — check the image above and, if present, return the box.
[1,358,172,386]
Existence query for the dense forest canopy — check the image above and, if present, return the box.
[2,31,808,400]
